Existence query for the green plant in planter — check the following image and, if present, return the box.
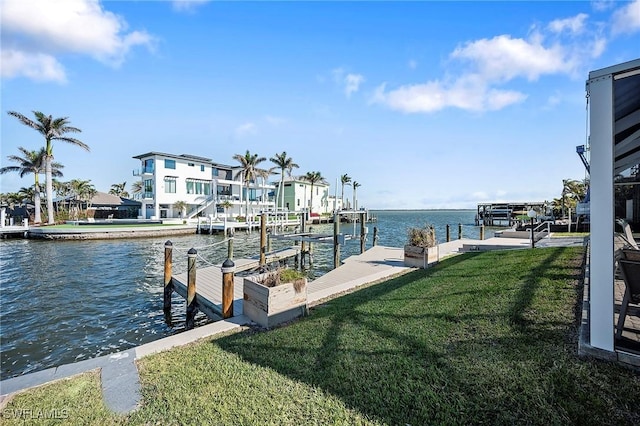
[407,224,436,248]
[258,268,306,293]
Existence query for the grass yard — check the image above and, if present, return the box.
[2,247,639,425]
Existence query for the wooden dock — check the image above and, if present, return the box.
[171,247,300,319]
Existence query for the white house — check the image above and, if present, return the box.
[132,152,276,220]
[280,176,342,216]
[587,58,640,359]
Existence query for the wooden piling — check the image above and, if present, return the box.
[300,213,306,268]
[333,213,340,269]
[260,213,267,266]
[458,223,462,240]
[221,258,235,319]
[360,213,366,254]
[227,238,233,260]
[186,248,198,330]
[373,226,378,246]
[163,240,173,320]
[480,224,485,240]
[308,226,314,265]
[446,224,451,242]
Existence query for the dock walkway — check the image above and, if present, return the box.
[171,247,300,318]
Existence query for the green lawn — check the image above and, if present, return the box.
[3,247,639,425]
[41,223,184,229]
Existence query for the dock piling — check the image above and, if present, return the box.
[333,213,340,269]
[360,213,366,254]
[458,223,462,240]
[221,258,235,319]
[186,248,198,330]
[163,241,173,323]
[373,226,378,246]
[446,224,451,242]
[260,213,267,267]
[227,238,234,260]
[480,224,485,240]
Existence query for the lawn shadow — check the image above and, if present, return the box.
[214,247,604,425]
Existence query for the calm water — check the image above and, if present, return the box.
[0,210,488,380]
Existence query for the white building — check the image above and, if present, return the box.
[132,152,276,220]
[280,176,342,216]
[586,58,640,359]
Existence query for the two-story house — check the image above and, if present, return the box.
[280,176,341,216]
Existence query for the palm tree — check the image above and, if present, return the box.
[232,150,267,222]
[173,200,188,219]
[68,179,95,219]
[52,179,72,214]
[340,174,351,209]
[0,147,64,224]
[131,181,143,198]
[109,181,129,198]
[302,171,324,215]
[352,181,361,212]
[220,200,233,219]
[8,111,89,224]
[269,152,299,215]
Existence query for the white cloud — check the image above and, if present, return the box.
[1,0,154,82]
[1,49,66,82]
[332,68,365,98]
[611,0,640,35]
[592,0,616,12]
[235,122,257,137]
[548,13,589,35]
[172,0,210,13]
[372,12,611,114]
[265,115,287,126]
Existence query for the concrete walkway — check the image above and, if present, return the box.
[0,237,584,413]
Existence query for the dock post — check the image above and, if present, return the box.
[446,224,451,242]
[163,241,173,323]
[221,258,235,319]
[333,213,340,269]
[373,226,378,246]
[480,224,485,240]
[227,238,234,260]
[186,248,198,330]
[197,217,201,234]
[458,223,462,240]
[308,226,314,265]
[260,213,267,267]
[300,213,306,268]
[530,217,535,249]
[360,214,366,254]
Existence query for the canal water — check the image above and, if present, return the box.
[0,210,487,380]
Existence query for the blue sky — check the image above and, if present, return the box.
[1,0,639,209]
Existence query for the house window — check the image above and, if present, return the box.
[188,163,195,167]
[143,159,154,173]
[165,159,176,169]
[144,179,153,193]
[204,182,211,195]
[195,181,203,194]
[213,168,219,177]
[186,181,195,194]
[164,178,176,193]
[201,165,205,172]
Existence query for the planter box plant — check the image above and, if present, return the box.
[404,225,439,268]
[243,268,308,328]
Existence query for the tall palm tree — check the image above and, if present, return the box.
[52,179,72,213]
[69,179,95,218]
[352,181,361,212]
[109,181,129,198]
[302,171,324,215]
[232,150,267,221]
[269,152,299,214]
[340,173,351,209]
[0,147,64,224]
[8,111,89,224]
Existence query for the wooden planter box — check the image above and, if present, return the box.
[403,245,439,268]
[243,276,308,328]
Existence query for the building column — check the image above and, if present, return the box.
[589,72,615,352]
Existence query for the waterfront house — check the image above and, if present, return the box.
[132,152,280,221]
[280,175,342,216]
[587,58,640,362]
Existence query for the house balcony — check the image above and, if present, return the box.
[133,167,154,176]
